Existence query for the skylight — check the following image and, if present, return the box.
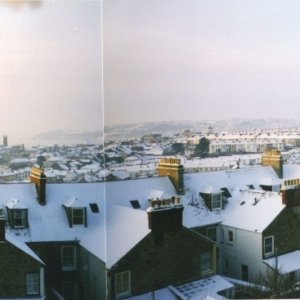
[89,203,99,213]
[130,200,141,209]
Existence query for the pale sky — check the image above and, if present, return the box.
[0,0,102,144]
[104,0,300,126]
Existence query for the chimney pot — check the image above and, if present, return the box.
[147,197,184,235]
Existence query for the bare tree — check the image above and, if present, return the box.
[236,268,297,299]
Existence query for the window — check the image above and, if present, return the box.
[200,251,212,274]
[13,209,27,228]
[241,264,249,281]
[61,246,76,271]
[207,227,217,242]
[72,208,85,225]
[211,193,222,210]
[228,230,234,244]
[26,273,39,295]
[115,271,131,298]
[264,236,274,256]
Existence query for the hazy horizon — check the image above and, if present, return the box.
[0,0,102,145]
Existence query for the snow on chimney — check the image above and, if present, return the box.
[147,196,184,235]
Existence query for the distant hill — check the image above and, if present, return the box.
[30,130,103,146]
[29,118,300,146]
[105,118,300,141]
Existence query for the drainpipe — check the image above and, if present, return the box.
[275,248,278,297]
[152,290,155,300]
[275,248,278,273]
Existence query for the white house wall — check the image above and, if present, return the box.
[221,225,268,282]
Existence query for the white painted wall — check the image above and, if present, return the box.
[220,225,268,282]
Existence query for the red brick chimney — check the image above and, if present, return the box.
[0,217,6,241]
[30,167,47,205]
[281,186,300,208]
[147,197,184,234]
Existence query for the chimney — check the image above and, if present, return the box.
[147,197,184,235]
[30,167,47,205]
[281,186,300,208]
[0,216,6,241]
[157,158,184,194]
[262,149,283,178]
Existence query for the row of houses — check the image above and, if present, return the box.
[2,149,300,299]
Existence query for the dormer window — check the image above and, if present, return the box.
[211,193,222,211]
[200,187,223,211]
[5,199,28,229]
[14,209,27,228]
[62,198,87,228]
[72,208,85,225]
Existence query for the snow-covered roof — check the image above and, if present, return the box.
[259,177,281,186]
[6,232,44,265]
[221,190,284,232]
[112,170,130,180]
[0,177,174,268]
[0,163,295,269]
[106,204,150,268]
[283,164,300,180]
[9,158,31,163]
[199,185,222,194]
[263,250,300,274]
[63,197,86,208]
[106,177,176,210]
[126,275,233,300]
[181,166,285,230]
[0,183,106,263]
[5,198,28,209]
[170,275,234,300]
